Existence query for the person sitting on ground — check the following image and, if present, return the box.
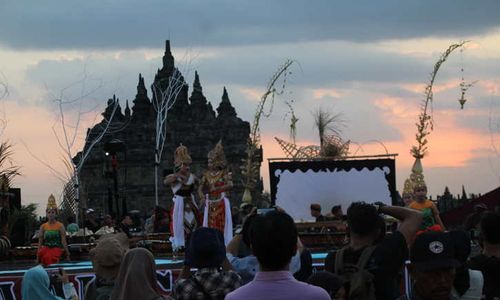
[66,216,79,235]
[110,248,171,300]
[226,208,303,284]
[324,201,422,300]
[308,271,346,300]
[225,210,330,300]
[174,227,241,300]
[311,203,326,222]
[398,231,462,300]
[85,233,129,300]
[22,265,78,300]
[468,212,500,300]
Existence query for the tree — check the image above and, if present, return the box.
[151,68,188,205]
[28,68,119,224]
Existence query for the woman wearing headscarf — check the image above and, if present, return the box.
[21,265,77,300]
[110,248,171,300]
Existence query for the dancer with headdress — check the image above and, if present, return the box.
[407,158,446,235]
[164,144,201,249]
[36,194,70,265]
[401,178,415,207]
[198,141,233,245]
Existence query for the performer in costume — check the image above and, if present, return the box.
[407,158,446,235]
[37,194,70,266]
[164,144,201,249]
[401,178,415,207]
[198,141,233,245]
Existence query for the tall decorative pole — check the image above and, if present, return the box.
[409,42,467,184]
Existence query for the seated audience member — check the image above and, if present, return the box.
[226,210,303,284]
[116,215,133,238]
[85,233,128,300]
[22,265,78,300]
[110,248,171,300]
[225,210,330,300]
[101,214,115,228]
[468,212,500,299]
[324,202,422,300]
[84,209,101,233]
[311,203,326,222]
[174,227,241,300]
[153,206,170,233]
[328,205,345,220]
[66,216,79,234]
[308,271,346,300]
[401,231,462,300]
[449,230,483,300]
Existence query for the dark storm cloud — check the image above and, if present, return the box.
[0,0,499,50]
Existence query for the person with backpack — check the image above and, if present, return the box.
[324,201,422,300]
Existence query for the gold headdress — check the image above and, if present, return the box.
[208,141,227,169]
[402,178,414,196]
[410,157,427,190]
[46,194,58,211]
[174,144,192,167]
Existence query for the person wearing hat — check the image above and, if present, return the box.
[84,233,129,300]
[401,231,462,300]
[37,194,70,266]
[164,144,201,249]
[174,227,241,300]
[84,208,100,234]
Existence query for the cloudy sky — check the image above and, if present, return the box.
[0,0,499,215]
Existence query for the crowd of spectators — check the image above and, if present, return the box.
[21,199,500,300]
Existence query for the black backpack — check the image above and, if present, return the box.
[334,245,377,300]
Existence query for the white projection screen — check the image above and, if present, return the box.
[269,158,397,222]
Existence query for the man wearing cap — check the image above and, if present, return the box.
[85,233,129,299]
[174,227,241,299]
[399,231,462,300]
[84,208,101,233]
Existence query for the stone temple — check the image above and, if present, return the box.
[75,40,261,216]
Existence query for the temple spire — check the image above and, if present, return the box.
[125,100,131,117]
[216,86,237,118]
[193,71,202,93]
[137,73,147,97]
[162,39,175,73]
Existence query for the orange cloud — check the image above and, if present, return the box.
[312,88,345,99]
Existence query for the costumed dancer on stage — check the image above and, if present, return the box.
[407,158,446,235]
[198,141,233,245]
[164,144,201,249]
[37,194,70,266]
[401,178,415,207]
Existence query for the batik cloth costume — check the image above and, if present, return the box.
[37,195,66,266]
[168,145,200,249]
[199,141,233,245]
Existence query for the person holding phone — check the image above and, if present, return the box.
[22,265,78,300]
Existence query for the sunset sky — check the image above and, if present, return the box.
[0,1,499,215]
